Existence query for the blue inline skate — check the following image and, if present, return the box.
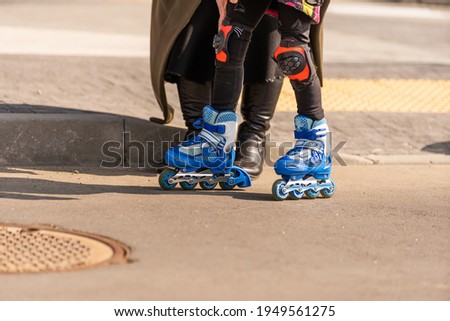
[272,115,335,201]
[159,105,252,191]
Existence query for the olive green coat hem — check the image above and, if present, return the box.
[150,0,201,124]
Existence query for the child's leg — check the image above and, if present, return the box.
[276,4,324,121]
[236,10,283,177]
[271,4,334,201]
[161,0,271,189]
[212,0,271,112]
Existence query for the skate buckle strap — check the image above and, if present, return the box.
[203,122,226,135]
[181,134,203,147]
[198,128,221,146]
[203,145,225,160]
[293,139,322,151]
[294,128,326,140]
[192,118,204,130]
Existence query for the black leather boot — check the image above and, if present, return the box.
[177,77,212,140]
[236,78,283,177]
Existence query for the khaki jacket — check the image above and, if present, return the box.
[150,0,330,124]
[150,0,201,124]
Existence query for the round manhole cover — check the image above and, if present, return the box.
[0,224,129,274]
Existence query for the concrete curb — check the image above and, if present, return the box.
[365,154,450,165]
[339,153,375,165]
[339,153,450,166]
[1,113,449,167]
[0,113,186,167]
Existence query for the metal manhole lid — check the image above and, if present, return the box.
[0,224,129,274]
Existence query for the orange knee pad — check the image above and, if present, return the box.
[274,40,313,82]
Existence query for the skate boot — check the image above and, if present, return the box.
[272,115,335,201]
[159,105,252,190]
[235,79,282,178]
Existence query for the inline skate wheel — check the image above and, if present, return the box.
[199,181,218,190]
[272,179,289,201]
[320,180,335,198]
[159,168,177,190]
[304,188,320,199]
[288,189,304,200]
[219,169,237,190]
[180,181,198,190]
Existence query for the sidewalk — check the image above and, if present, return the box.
[1,0,449,166]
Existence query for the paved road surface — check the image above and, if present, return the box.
[0,165,449,300]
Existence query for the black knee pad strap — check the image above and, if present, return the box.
[213,18,252,64]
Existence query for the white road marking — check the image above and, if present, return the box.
[324,29,450,65]
[328,3,450,21]
[0,26,149,57]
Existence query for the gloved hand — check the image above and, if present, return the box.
[216,0,238,30]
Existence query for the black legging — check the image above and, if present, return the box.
[212,0,324,120]
[212,0,271,111]
[278,4,323,120]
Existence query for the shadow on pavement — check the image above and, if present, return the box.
[422,141,450,155]
[146,187,274,202]
[0,193,76,201]
[0,178,151,196]
[0,177,273,202]
[0,168,38,175]
[0,167,158,178]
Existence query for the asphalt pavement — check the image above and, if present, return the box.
[0,165,449,300]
